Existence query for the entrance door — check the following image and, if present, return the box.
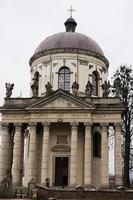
[55,157,68,186]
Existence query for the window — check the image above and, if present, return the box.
[92,71,99,96]
[93,132,101,157]
[58,67,70,91]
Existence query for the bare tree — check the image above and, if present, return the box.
[112,65,133,187]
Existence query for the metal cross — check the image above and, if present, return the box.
[67,5,75,17]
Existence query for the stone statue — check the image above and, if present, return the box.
[113,77,121,97]
[85,80,92,97]
[31,81,38,98]
[101,80,110,98]
[5,83,14,98]
[45,82,53,96]
[72,81,79,97]
[31,75,39,98]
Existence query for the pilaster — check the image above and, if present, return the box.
[70,122,78,187]
[114,123,122,186]
[101,123,109,187]
[0,123,10,183]
[27,123,37,183]
[41,122,50,184]
[12,123,23,186]
[84,123,92,187]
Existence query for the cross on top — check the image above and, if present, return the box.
[67,5,76,17]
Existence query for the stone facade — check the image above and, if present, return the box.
[0,16,124,191]
[0,91,124,189]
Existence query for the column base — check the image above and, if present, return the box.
[115,175,122,186]
[84,185,95,190]
[99,185,109,190]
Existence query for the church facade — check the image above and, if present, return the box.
[0,16,123,189]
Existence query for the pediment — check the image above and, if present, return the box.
[27,91,94,110]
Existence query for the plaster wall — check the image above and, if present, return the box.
[30,53,107,97]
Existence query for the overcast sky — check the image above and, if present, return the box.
[1,0,132,174]
[0,0,133,103]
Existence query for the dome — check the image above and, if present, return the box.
[34,32,104,56]
[29,17,109,67]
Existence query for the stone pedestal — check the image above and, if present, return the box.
[41,123,50,184]
[0,123,10,183]
[12,124,22,186]
[70,122,78,187]
[115,123,122,186]
[84,123,92,186]
[101,124,109,187]
[27,123,37,183]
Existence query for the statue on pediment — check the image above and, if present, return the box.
[85,80,92,97]
[31,81,38,98]
[5,83,14,98]
[72,81,79,97]
[45,82,53,96]
[101,80,110,98]
[31,71,39,98]
[113,77,121,97]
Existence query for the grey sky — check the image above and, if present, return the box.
[1,0,131,174]
[0,0,133,102]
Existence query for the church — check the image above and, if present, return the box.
[0,13,123,190]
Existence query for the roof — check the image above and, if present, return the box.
[34,32,104,56]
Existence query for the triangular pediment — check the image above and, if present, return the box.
[27,90,94,110]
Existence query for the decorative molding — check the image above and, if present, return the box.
[29,48,109,68]
[63,59,66,66]
[89,65,93,69]
[102,67,106,73]
[79,59,89,66]
[99,68,103,74]
[53,63,58,67]
[71,62,76,67]
[51,144,70,152]
[42,60,50,66]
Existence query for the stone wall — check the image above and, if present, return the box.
[36,186,133,200]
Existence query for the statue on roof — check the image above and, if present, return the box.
[31,72,39,98]
[72,81,79,97]
[113,77,121,97]
[5,83,14,99]
[101,80,110,98]
[45,82,53,96]
[85,80,92,97]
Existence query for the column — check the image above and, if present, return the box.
[70,122,78,187]
[114,123,122,186]
[27,123,37,183]
[84,123,92,187]
[0,123,10,183]
[101,123,109,187]
[12,123,22,186]
[41,122,50,183]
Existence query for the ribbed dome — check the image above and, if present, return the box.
[34,32,104,56]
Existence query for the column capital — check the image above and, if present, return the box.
[28,122,37,132]
[42,122,50,127]
[29,122,37,127]
[14,123,22,130]
[100,123,109,129]
[1,123,8,130]
[114,123,121,131]
[70,122,79,130]
[84,122,92,127]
